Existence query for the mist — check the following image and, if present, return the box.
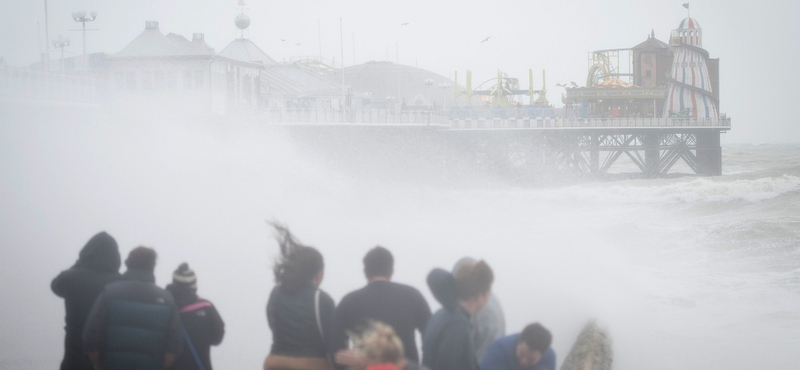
[2,1,800,370]
[2,100,799,370]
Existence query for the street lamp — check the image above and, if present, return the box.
[51,34,70,71]
[423,78,434,109]
[438,82,451,111]
[71,10,97,55]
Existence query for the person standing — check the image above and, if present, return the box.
[264,223,335,370]
[453,257,506,360]
[83,246,183,370]
[52,232,122,370]
[480,323,556,370]
[166,263,225,370]
[422,260,494,370]
[330,246,431,370]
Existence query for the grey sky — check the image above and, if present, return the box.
[1,0,798,141]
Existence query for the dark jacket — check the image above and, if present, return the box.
[83,269,183,370]
[330,280,431,368]
[267,283,335,359]
[166,284,225,370]
[421,269,478,370]
[51,232,122,370]
[480,334,556,370]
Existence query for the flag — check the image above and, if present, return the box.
[682,3,690,9]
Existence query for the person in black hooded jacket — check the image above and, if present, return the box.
[422,260,494,370]
[166,263,225,370]
[51,231,122,370]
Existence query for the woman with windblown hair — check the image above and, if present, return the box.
[264,223,335,370]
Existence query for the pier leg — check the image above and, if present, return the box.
[644,134,660,178]
[590,134,600,175]
[696,130,722,175]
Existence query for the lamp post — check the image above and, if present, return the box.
[424,78,433,109]
[438,82,451,111]
[71,10,97,55]
[51,34,70,71]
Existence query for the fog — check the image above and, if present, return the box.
[2,100,799,370]
[2,1,800,370]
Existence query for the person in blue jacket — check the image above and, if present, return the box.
[83,246,183,370]
[480,323,556,370]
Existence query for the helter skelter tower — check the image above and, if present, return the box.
[662,17,719,119]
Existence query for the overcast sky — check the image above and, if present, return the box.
[1,0,798,143]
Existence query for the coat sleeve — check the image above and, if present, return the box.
[320,291,336,348]
[51,271,70,298]
[438,324,478,370]
[82,293,107,352]
[164,304,184,356]
[478,339,505,370]
[328,296,351,370]
[533,348,557,370]
[413,289,432,336]
[207,303,225,346]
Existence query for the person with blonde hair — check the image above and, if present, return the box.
[335,321,406,370]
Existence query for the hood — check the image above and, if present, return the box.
[427,268,458,311]
[75,232,121,273]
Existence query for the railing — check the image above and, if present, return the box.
[448,116,732,129]
[262,108,450,125]
[0,67,101,104]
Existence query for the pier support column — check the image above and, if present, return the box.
[590,134,600,175]
[696,130,722,175]
[644,133,660,177]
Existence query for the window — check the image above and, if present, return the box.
[126,72,137,91]
[154,71,165,91]
[114,72,124,90]
[166,71,177,90]
[141,72,152,90]
[194,71,204,89]
[184,71,193,89]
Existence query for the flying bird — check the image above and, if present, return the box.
[481,36,491,43]
[570,81,578,87]
[401,22,409,26]
[280,39,285,42]
[295,43,301,46]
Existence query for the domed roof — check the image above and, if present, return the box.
[218,38,276,65]
[341,61,454,104]
[677,17,701,30]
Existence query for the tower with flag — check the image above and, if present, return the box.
[662,15,719,119]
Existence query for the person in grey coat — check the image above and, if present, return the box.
[453,257,506,360]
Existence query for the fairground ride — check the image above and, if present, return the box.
[455,69,550,108]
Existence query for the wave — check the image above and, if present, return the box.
[511,174,800,206]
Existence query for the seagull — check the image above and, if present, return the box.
[281,39,285,42]
[556,83,566,87]
[295,43,301,46]
[401,22,409,26]
[570,81,578,87]
[481,36,491,43]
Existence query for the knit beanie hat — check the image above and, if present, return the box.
[173,263,197,290]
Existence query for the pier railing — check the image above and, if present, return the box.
[447,116,732,129]
[261,108,731,129]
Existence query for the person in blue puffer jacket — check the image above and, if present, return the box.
[83,246,183,370]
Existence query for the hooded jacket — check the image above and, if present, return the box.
[51,232,122,370]
[421,269,478,370]
[166,283,225,370]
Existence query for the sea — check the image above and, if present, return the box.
[0,117,797,370]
